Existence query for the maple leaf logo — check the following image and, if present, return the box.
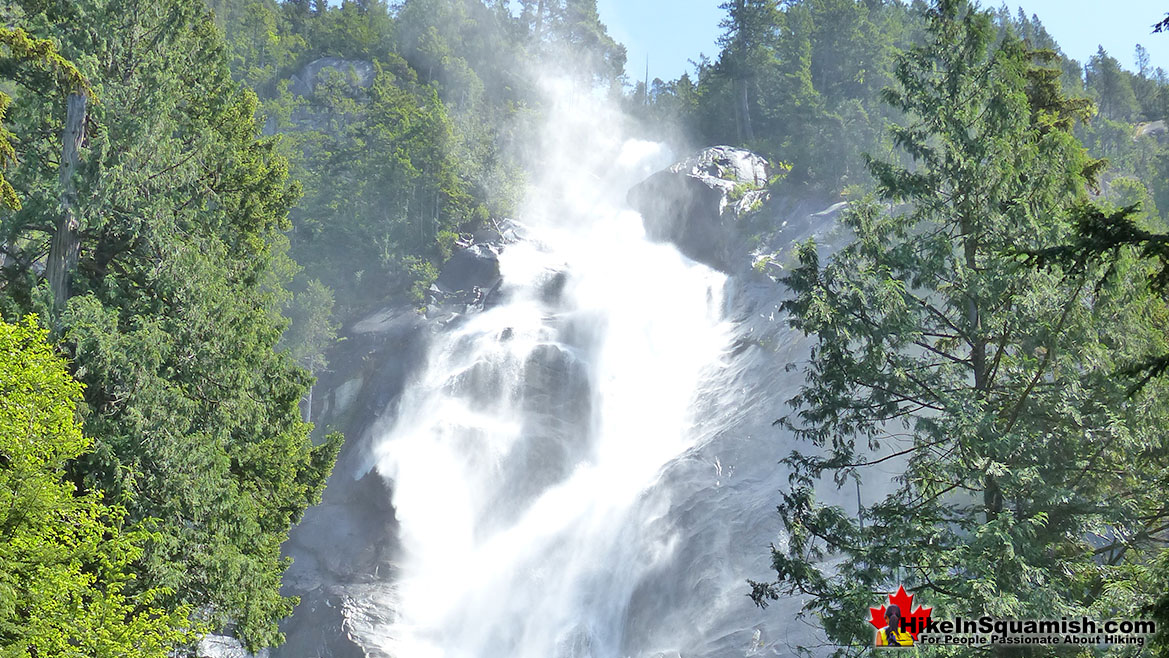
[868,585,933,640]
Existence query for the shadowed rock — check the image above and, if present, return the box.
[436,243,501,293]
[627,146,769,271]
[290,57,375,97]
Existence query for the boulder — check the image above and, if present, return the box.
[435,243,501,293]
[1136,119,1167,139]
[627,146,770,271]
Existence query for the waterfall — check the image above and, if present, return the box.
[374,220,731,657]
[371,83,738,657]
[292,81,851,658]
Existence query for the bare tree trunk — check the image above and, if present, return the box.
[738,81,755,143]
[46,92,87,309]
[302,384,313,423]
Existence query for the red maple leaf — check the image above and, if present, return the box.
[868,586,933,640]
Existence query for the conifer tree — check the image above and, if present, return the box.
[715,0,780,143]
[750,1,1169,651]
[1,1,341,650]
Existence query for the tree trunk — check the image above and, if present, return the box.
[534,0,545,39]
[961,212,1000,520]
[46,92,87,309]
[738,81,755,143]
[302,385,313,423]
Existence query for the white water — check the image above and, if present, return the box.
[371,87,736,658]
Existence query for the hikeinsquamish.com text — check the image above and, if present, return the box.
[907,616,1156,647]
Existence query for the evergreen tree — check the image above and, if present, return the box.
[1087,46,1138,121]
[750,2,1169,652]
[0,27,87,212]
[0,1,341,650]
[715,0,780,143]
[284,53,481,310]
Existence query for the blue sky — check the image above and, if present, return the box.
[595,1,1169,84]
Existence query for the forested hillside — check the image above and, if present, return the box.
[635,1,1169,225]
[2,0,1168,655]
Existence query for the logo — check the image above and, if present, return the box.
[865,585,1156,648]
[870,586,932,647]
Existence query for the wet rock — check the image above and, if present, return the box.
[273,587,371,658]
[556,626,596,658]
[473,227,502,244]
[198,635,269,658]
[540,269,569,305]
[271,309,429,658]
[436,244,501,293]
[627,146,770,271]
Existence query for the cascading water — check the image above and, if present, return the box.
[375,215,731,658]
[280,79,855,658]
[371,83,736,657]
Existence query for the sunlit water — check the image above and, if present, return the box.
[344,72,860,657]
[373,160,735,658]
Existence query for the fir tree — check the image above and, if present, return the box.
[0,317,196,657]
[750,2,1169,653]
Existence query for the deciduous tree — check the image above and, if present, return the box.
[0,317,195,657]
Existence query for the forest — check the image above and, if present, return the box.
[1,0,1168,656]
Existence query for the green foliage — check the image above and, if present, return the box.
[0,26,89,210]
[281,54,479,312]
[0,0,343,650]
[282,277,339,374]
[727,181,756,202]
[0,317,196,657]
[1088,47,1138,122]
[515,0,626,86]
[635,0,910,193]
[752,2,1169,653]
[205,0,629,321]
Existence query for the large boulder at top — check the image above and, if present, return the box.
[435,243,501,293]
[1136,119,1167,139]
[627,146,770,271]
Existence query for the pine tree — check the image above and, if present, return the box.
[1087,47,1138,121]
[750,1,1169,652]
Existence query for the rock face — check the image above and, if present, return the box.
[270,222,530,658]
[274,58,376,135]
[428,220,531,313]
[270,309,428,658]
[199,635,269,658]
[627,146,770,271]
[1136,119,1167,139]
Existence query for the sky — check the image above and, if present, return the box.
[594,0,1169,85]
